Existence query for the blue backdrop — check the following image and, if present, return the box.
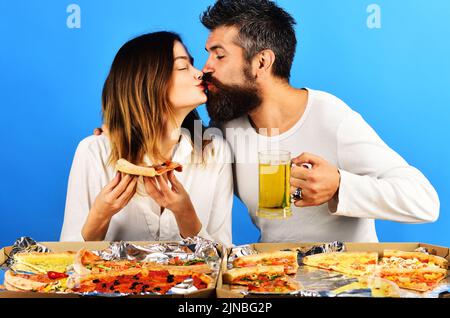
[0,0,449,248]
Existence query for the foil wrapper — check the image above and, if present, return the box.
[92,237,221,273]
[4,236,51,268]
[295,266,359,292]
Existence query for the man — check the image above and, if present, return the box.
[200,0,439,242]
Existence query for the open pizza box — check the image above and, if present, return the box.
[216,242,450,298]
[0,241,225,298]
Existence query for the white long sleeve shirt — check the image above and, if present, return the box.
[222,88,440,243]
[60,132,233,247]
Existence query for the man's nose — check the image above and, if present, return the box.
[195,71,203,80]
[202,59,214,74]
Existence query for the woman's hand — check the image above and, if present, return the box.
[92,173,138,218]
[82,173,138,241]
[143,171,201,238]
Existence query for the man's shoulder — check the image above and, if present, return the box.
[305,88,358,129]
[308,88,353,114]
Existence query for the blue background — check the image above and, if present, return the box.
[0,0,449,248]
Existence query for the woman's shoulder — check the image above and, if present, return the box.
[74,134,111,161]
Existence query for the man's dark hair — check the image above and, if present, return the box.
[201,0,297,80]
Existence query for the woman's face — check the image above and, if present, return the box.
[168,41,207,111]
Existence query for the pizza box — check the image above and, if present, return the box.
[216,242,450,298]
[0,241,224,298]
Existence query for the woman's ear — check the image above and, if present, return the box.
[254,49,276,79]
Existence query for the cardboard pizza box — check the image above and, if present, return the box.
[216,242,450,298]
[0,241,224,298]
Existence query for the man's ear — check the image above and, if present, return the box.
[253,49,276,79]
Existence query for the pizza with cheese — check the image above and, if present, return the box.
[11,251,76,274]
[333,276,401,297]
[381,250,448,269]
[3,270,69,293]
[4,267,213,295]
[379,250,448,292]
[222,265,300,293]
[74,249,211,275]
[70,268,213,295]
[302,252,378,277]
[232,250,299,274]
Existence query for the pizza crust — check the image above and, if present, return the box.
[4,270,48,292]
[115,158,182,177]
[116,159,157,177]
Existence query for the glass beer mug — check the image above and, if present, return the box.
[257,150,292,219]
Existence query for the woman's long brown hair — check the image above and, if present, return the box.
[102,31,207,166]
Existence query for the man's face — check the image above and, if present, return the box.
[203,26,262,123]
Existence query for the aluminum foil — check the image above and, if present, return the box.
[92,237,221,273]
[3,236,51,269]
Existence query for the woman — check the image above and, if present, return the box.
[60,32,233,247]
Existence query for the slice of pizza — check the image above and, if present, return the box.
[164,258,211,274]
[73,249,143,275]
[232,250,299,274]
[70,268,213,295]
[11,251,76,274]
[246,277,300,293]
[302,252,378,277]
[301,252,339,270]
[379,249,448,292]
[333,276,401,297]
[3,270,70,293]
[381,250,448,269]
[116,158,182,177]
[223,265,299,293]
[379,267,447,292]
[73,249,211,275]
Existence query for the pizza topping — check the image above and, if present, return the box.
[380,256,442,270]
[247,278,298,293]
[71,270,210,295]
[168,257,206,266]
[47,271,69,280]
[183,259,206,266]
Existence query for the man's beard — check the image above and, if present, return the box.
[204,69,262,124]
